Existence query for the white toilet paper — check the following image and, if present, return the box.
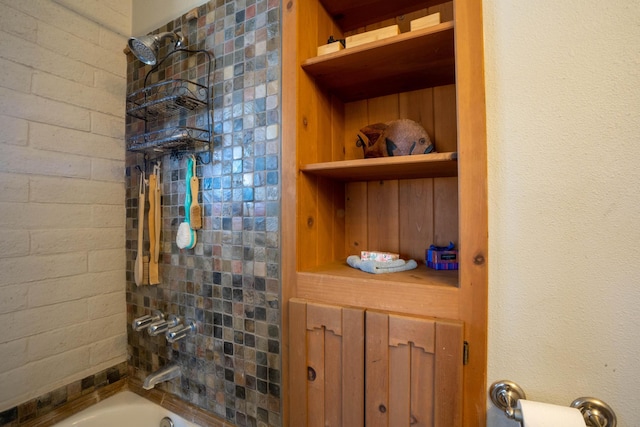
[517,399,586,427]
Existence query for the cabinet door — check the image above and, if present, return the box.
[366,311,463,427]
[289,299,365,427]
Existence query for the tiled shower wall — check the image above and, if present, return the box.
[125,1,282,426]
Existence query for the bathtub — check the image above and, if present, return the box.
[53,391,200,427]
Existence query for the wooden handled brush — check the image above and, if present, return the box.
[154,163,161,263]
[134,171,145,286]
[148,173,159,285]
[189,174,202,230]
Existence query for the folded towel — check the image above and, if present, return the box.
[347,255,418,274]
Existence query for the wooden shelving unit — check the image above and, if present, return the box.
[282,0,488,424]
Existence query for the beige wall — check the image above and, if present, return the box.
[484,0,640,425]
[132,0,208,35]
[0,0,130,410]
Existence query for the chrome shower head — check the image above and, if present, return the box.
[128,31,187,65]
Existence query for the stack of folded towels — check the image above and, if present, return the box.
[347,251,417,274]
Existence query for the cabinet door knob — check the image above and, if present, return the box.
[307,366,316,381]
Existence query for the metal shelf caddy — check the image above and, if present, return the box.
[126,48,213,156]
[127,79,209,121]
[126,127,210,152]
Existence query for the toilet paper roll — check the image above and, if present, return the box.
[517,399,586,427]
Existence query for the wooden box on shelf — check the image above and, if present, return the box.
[316,41,343,56]
[410,12,441,31]
[344,24,400,48]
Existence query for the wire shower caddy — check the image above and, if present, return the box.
[125,48,214,158]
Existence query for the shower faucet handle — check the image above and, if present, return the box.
[148,314,180,336]
[166,319,196,343]
[132,310,164,332]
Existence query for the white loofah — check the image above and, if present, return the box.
[176,157,196,250]
[176,221,196,249]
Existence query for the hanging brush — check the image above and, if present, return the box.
[148,163,160,285]
[189,155,202,230]
[134,170,146,286]
[176,156,196,250]
[153,162,161,263]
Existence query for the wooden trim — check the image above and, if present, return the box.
[454,0,489,425]
[280,0,299,425]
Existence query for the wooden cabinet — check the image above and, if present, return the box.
[289,299,463,427]
[282,0,487,425]
[289,299,366,427]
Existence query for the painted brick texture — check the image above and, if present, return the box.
[0,0,130,412]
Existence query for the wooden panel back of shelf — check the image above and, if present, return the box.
[398,179,436,261]
[320,0,451,32]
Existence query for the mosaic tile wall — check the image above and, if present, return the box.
[125,1,282,426]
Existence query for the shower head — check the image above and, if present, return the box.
[128,31,187,65]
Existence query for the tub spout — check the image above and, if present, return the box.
[142,363,181,390]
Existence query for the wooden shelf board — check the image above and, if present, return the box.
[301,152,457,181]
[297,261,459,318]
[319,0,449,32]
[302,22,455,102]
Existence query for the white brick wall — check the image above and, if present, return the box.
[0,0,130,411]
[53,0,132,36]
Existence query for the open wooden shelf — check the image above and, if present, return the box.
[302,261,458,286]
[296,261,459,318]
[301,152,457,181]
[301,22,455,102]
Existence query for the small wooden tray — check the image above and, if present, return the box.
[411,12,441,31]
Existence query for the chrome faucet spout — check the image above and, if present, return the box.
[142,363,181,390]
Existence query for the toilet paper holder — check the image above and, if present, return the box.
[489,380,617,427]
